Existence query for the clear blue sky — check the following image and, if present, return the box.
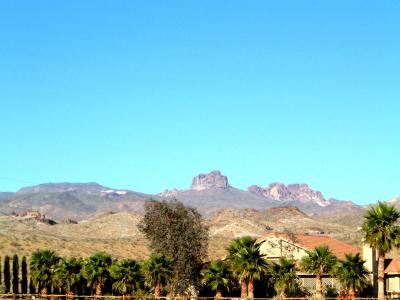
[1,1,399,204]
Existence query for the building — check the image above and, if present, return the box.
[362,243,400,297]
[257,232,400,297]
[257,232,360,293]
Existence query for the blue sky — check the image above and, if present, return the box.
[1,1,399,204]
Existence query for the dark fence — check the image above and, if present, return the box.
[0,296,384,300]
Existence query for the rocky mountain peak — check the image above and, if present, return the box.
[248,182,330,207]
[159,188,179,198]
[17,182,106,194]
[190,170,230,191]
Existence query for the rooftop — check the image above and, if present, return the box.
[257,232,360,260]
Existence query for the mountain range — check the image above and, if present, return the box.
[1,170,398,259]
[0,170,368,221]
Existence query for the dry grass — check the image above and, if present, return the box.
[0,208,364,260]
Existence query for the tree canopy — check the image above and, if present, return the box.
[269,257,299,299]
[142,255,173,297]
[82,252,113,295]
[110,259,142,295]
[227,236,268,299]
[202,260,232,298]
[336,253,369,297]
[139,200,208,295]
[30,249,60,294]
[55,257,84,294]
[301,245,337,299]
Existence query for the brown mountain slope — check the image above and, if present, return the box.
[0,206,362,260]
[208,206,363,258]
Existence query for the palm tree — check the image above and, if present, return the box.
[142,255,173,298]
[82,252,113,296]
[110,259,142,295]
[336,253,369,298]
[202,260,233,299]
[269,257,299,299]
[300,245,337,299]
[361,202,400,300]
[30,249,60,294]
[227,236,268,299]
[227,236,255,298]
[54,257,84,295]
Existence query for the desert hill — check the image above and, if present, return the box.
[0,206,363,260]
[0,182,151,221]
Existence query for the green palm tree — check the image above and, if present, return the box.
[82,252,113,296]
[336,253,369,298]
[361,202,400,300]
[227,236,268,299]
[301,245,337,299]
[142,255,173,298]
[227,236,255,299]
[269,257,299,299]
[110,259,142,295]
[30,249,60,294]
[54,257,84,295]
[202,260,233,299]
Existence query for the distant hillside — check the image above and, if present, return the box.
[0,170,370,221]
[159,170,365,217]
[0,206,363,260]
[0,182,151,221]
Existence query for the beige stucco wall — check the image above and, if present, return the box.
[259,236,308,261]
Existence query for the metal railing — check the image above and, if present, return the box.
[0,296,385,300]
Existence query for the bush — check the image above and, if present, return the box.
[325,286,339,298]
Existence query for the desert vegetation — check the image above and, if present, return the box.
[0,201,398,299]
[0,241,369,298]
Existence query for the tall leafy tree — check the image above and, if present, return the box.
[82,252,112,296]
[139,200,208,295]
[110,259,142,295]
[12,254,19,294]
[21,256,28,294]
[336,253,369,298]
[142,255,173,298]
[202,260,232,299]
[54,257,84,295]
[29,278,36,294]
[362,201,400,300]
[301,245,337,299]
[269,257,299,299]
[4,255,11,293]
[227,236,268,299]
[30,249,60,294]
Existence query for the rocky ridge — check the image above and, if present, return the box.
[190,170,230,190]
[248,182,330,207]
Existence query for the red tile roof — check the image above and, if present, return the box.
[257,232,360,260]
[385,258,400,273]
